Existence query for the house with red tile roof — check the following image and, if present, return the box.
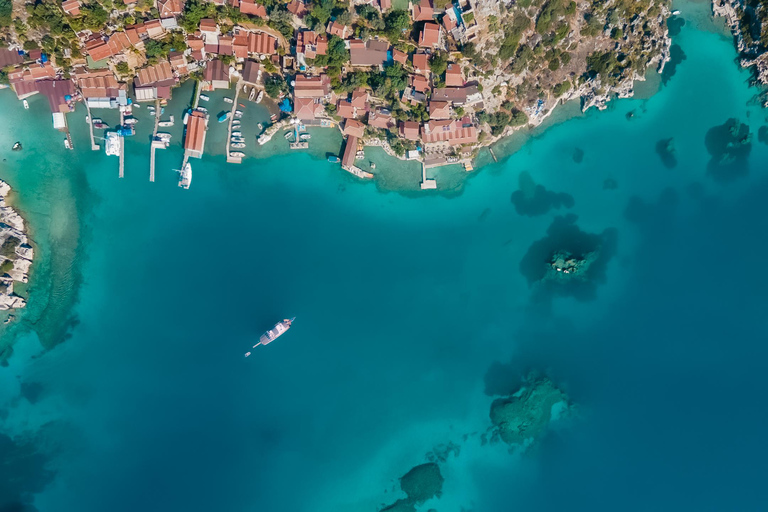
[368,108,394,130]
[343,118,365,138]
[428,100,451,120]
[233,34,249,59]
[62,0,81,16]
[412,1,434,21]
[350,88,368,108]
[286,0,308,17]
[294,96,325,121]
[201,58,230,90]
[379,0,391,11]
[336,99,356,118]
[349,39,389,67]
[420,116,478,146]
[418,22,442,48]
[86,32,132,62]
[392,48,407,65]
[238,0,268,17]
[412,53,429,75]
[134,60,177,100]
[409,74,430,93]
[445,63,463,87]
[293,74,332,99]
[157,0,182,18]
[248,31,277,55]
[169,51,188,75]
[326,21,349,39]
[200,19,220,41]
[399,120,420,141]
[297,31,327,59]
[241,60,262,84]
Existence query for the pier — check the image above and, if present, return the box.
[149,99,161,182]
[81,94,100,151]
[118,109,125,178]
[489,147,498,163]
[420,161,437,190]
[226,79,242,164]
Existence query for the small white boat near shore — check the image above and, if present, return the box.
[22,99,29,109]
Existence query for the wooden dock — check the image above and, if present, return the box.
[420,162,437,190]
[226,80,242,164]
[149,100,161,182]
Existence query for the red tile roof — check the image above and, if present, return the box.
[392,48,407,65]
[399,120,420,140]
[293,74,331,98]
[445,63,463,87]
[412,53,429,74]
[428,100,451,120]
[418,22,441,48]
[239,0,268,17]
[286,0,308,17]
[412,3,434,21]
[343,118,365,138]
[62,0,81,16]
[294,96,324,120]
[184,110,208,156]
[326,21,349,39]
[420,116,477,145]
[368,109,393,129]
[248,32,277,54]
[341,135,358,167]
[349,39,389,66]
[410,74,429,93]
[297,31,327,59]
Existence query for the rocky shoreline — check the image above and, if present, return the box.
[713,0,768,92]
[0,180,33,313]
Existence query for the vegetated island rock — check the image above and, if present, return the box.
[380,463,444,512]
[520,215,618,301]
[713,0,768,98]
[0,180,33,312]
[489,375,572,449]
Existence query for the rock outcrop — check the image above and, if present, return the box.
[380,462,444,512]
[0,180,33,311]
[489,375,571,449]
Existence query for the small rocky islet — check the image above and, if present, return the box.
[379,373,571,510]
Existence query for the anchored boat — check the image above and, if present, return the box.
[245,318,295,357]
[178,162,192,189]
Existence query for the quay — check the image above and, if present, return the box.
[149,99,161,182]
[226,79,242,164]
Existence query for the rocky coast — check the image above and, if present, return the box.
[0,180,33,313]
[713,0,768,92]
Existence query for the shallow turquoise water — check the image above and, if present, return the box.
[2,7,768,511]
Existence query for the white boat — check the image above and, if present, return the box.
[64,138,71,149]
[300,133,310,141]
[232,131,242,137]
[235,109,243,116]
[124,117,138,125]
[22,99,29,109]
[245,318,295,356]
[231,142,246,148]
[230,151,245,158]
[182,111,189,125]
[257,123,263,130]
[178,162,191,189]
[223,97,234,104]
[256,90,264,103]
[105,132,120,156]
[196,106,208,113]
[231,137,245,143]
[156,132,172,141]
[199,94,210,102]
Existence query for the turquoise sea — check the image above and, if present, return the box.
[3,3,768,510]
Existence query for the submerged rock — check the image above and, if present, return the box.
[548,249,595,277]
[380,463,444,512]
[489,375,571,448]
[705,118,752,183]
[655,137,677,168]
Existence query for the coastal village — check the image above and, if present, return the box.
[0,0,672,189]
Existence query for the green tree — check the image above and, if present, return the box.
[429,51,447,76]
[0,0,12,27]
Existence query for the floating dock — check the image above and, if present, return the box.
[226,80,242,164]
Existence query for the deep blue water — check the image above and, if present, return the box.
[2,5,768,511]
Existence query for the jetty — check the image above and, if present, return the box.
[149,99,161,182]
[81,92,100,151]
[118,109,125,178]
[226,80,242,164]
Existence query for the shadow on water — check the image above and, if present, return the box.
[572,148,584,163]
[705,118,752,183]
[519,215,618,303]
[0,433,55,512]
[655,138,678,168]
[510,172,575,217]
[661,44,687,86]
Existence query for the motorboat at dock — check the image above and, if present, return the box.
[178,162,191,189]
